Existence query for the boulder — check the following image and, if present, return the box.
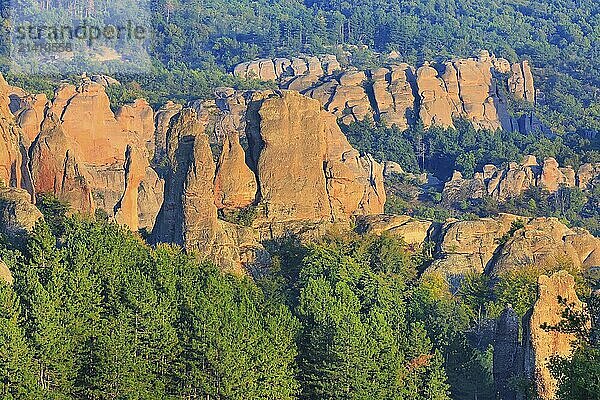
[0,186,43,237]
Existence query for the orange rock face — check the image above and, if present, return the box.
[52,82,128,165]
[114,145,148,231]
[214,130,257,210]
[29,113,95,214]
[247,90,385,223]
[13,93,48,144]
[524,271,584,400]
[232,51,531,133]
[249,91,331,222]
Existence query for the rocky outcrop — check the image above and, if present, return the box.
[247,90,385,224]
[154,101,183,162]
[508,61,535,103]
[492,217,600,275]
[425,214,600,280]
[577,163,600,190]
[22,82,165,230]
[492,272,584,400]
[0,186,43,237]
[442,156,598,204]
[13,93,48,144]
[233,54,341,82]
[213,130,257,210]
[416,62,454,128]
[493,305,522,400]
[153,108,266,274]
[355,214,435,245]
[0,259,12,285]
[114,146,149,231]
[29,113,96,215]
[523,271,583,400]
[149,90,386,272]
[0,75,28,191]
[428,213,522,277]
[233,51,538,134]
[50,82,129,165]
[115,99,155,152]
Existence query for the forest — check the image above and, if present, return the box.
[1,0,600,138]
[1,1,600,398]
[0,196,597,399]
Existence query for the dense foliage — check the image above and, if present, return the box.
[0,0,600,135]
[0,201,460,399]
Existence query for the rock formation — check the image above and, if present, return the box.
[0,259,12,285]
[154,101,183,162]
[493,305,522,400]
[442,155,597,204]
[508,61,536,103]
[355,214,435,246]
[213,129,257,210]
[492,271,584,400]
[492,217,600,275]
[0,75,28,191]
[247,90,385,225]
[428,213,522,277]
[373,213,600,280]
[233,51,539,134]
[21,81,164,230]
[0,186,43,237]
[523,271,584,400]
[29,113,96,214]
[13,93,48,144]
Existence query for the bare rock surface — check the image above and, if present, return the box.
[523,271,584,400]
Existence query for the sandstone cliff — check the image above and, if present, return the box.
[152,91,385,271]
[443,155,598,204]
[493,271,584,400]
[233,51,537,133]
[362,212,599,281]
[523,271,584,400]
[24,81,163,229]
[0,74,29,192]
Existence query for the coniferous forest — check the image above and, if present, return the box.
[0,1,600,399]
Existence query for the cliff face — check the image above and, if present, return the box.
[22,80,163,230]
[492,272,583,400]
[522,271,584,400]
[0,74,28,191]
[151,91,385,271]
[233,51,537,133]
[360,212,599,281]
[7,73,385,273]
